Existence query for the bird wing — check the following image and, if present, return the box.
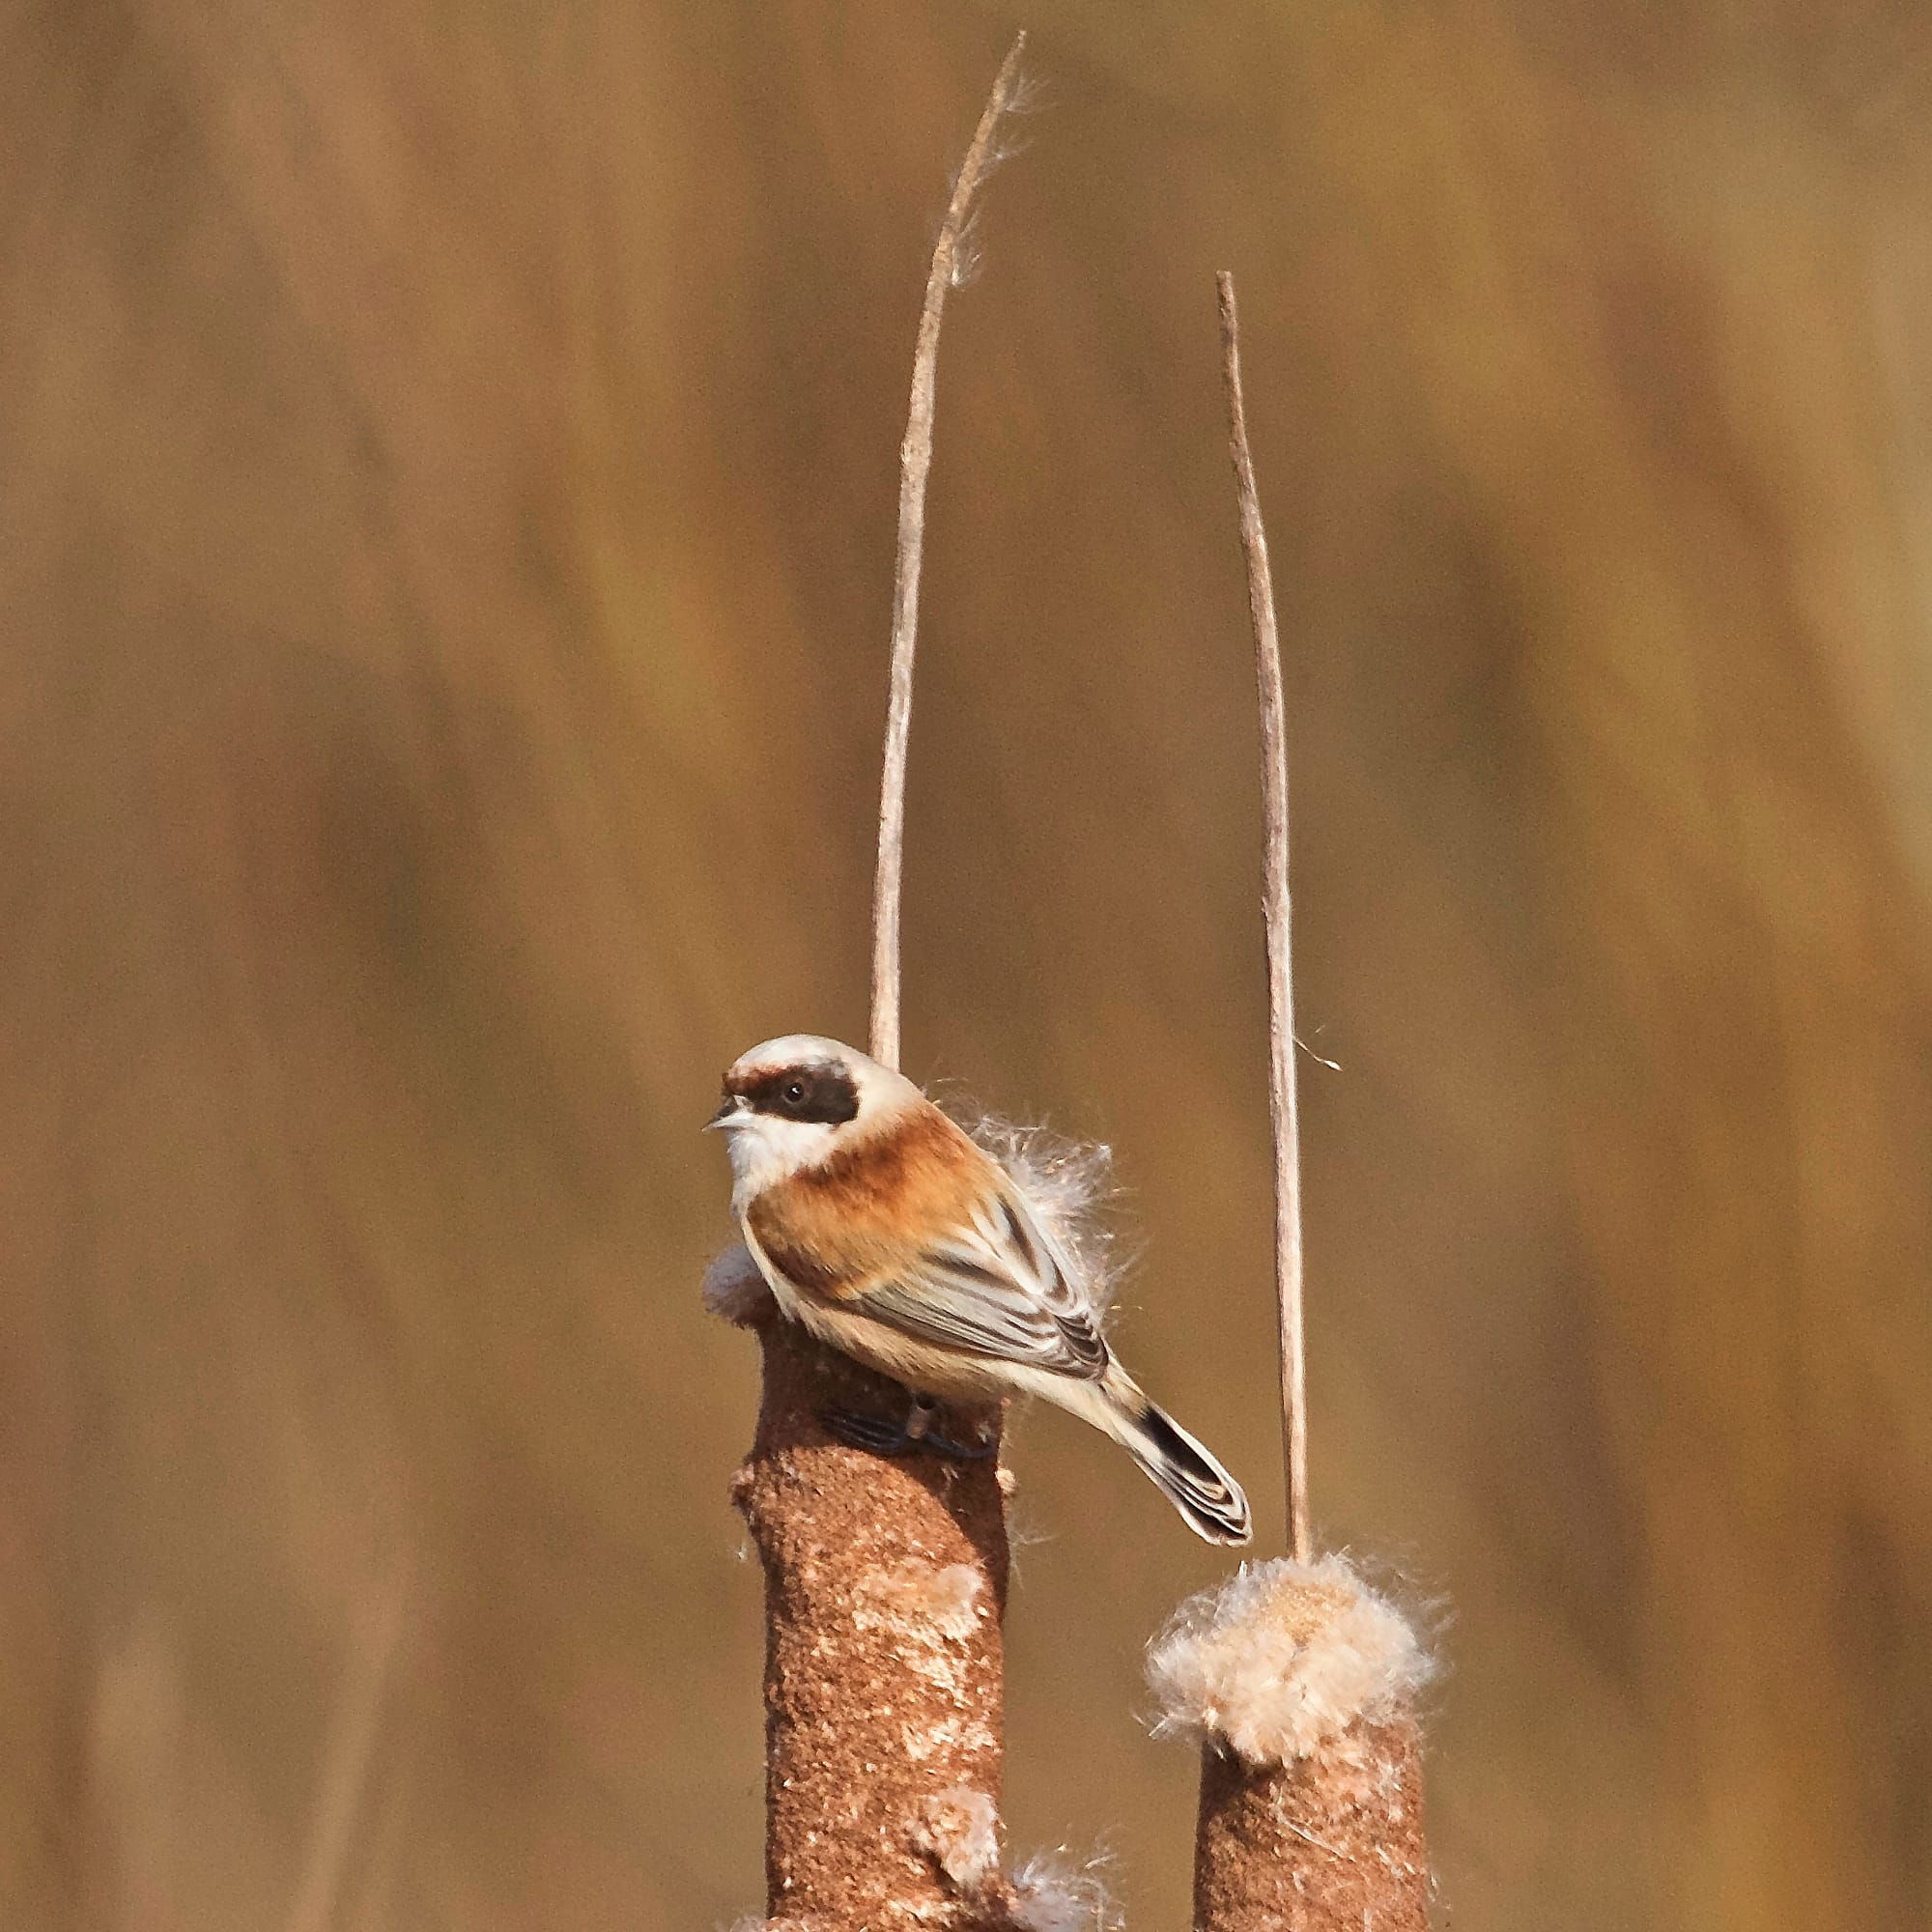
[860,1186,1110,1378]
[747,1175,1109,1381]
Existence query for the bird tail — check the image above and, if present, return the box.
[1098,1374,1252,1546]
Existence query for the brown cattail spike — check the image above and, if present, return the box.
[1150,1556,1435,1930]
[706,42,1069,1932]
[732,1315,1015,1930]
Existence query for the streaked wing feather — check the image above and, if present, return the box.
[855,1184,1108,1378]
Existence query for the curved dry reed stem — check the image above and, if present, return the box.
[1217,270,1310,1564]
[871,32,1028,1071]
[722,45,1037,1929]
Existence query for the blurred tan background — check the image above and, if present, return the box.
[6,2,1931,1927]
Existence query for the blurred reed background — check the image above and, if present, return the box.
[6,2,1931,1927]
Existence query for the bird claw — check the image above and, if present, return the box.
[821,1407,915,1455]
[919,1422,997,1461]
[821,1397,996,1462]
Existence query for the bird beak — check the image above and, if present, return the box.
[704,1096,752,1132]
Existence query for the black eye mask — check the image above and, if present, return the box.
[742,1063,861,1126]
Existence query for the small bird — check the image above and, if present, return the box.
[708,1034,1252,1545]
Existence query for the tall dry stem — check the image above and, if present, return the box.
[871,35,1028,1071]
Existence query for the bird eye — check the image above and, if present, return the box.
[782,1079,807,1106]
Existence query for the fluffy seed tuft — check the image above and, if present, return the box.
[912,1785,1001,1891]
[1009,1848,1121,1932]
[701,1241,774,1326]
[949,1108,1125,1312]
[1146,1554,1435,1768]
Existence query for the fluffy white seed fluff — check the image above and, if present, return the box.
[913,1785,1001,1890]
[858,1559,985,1641]
[1146,1555,1434,1769]
[701,1240,775,1326]
[954,1111,1123,1313]
[1009,1850,1121,1932]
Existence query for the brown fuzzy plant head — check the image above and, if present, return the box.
[1150,1554,1439,1932]
[1147,1554,1435,1769]
[1118,271,1448,1932]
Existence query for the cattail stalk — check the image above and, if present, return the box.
[1218,269,1310,1565]
[871,34,1028,1073]
[1147,275,1435,1932]
[713,40,1037,1931]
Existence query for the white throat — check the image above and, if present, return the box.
[725,1115,838,1214]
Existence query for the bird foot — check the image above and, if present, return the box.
[821,1394,996,1462]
